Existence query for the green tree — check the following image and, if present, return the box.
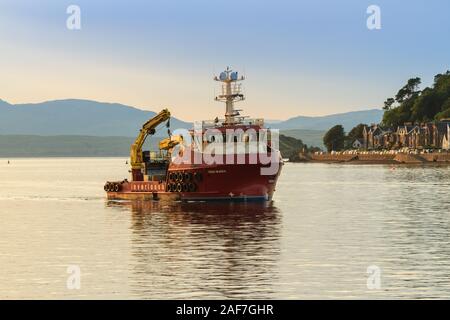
[395,77,421,103]
[323,125,345,152]
[382,72,450,126]
[411,87,439,121]
[383,98,395,111]
[435,97,450,120]
[347,123,367,140]
[345,123,367,149]
[434,71,450,84]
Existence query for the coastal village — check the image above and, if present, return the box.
[308,71,450,164]
[361,120,450,151]
[310,119,450,164]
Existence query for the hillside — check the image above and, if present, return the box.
[0,135,137,157]
[269,109,383,131]
[0,99,190,136]
[280,129,325,149]
[0,134,306,158]
[1,98,382,136]
[278,134,308,160]
[382,71,450,126]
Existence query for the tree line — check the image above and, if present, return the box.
[383,71,450,126]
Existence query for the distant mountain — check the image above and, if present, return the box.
[0,99,191,136]
[0,98,382,137]
[268,109,383,131]
[0,98,382,155]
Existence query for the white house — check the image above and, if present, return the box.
[352,139,364,149]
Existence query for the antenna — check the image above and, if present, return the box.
[214,67,245,125]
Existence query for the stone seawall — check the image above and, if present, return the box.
[310,152,450,164]
[310,154,357,162]
[357,154,396,161]
[421,153,450,162]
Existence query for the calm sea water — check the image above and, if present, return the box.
[0,158,449,299]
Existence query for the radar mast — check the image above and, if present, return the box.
[214,67,245,125]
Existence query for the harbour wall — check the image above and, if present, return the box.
[310,152,450,164]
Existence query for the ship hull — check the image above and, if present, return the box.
[106,161,282,202]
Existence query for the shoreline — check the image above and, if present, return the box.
[304,159,450,165]
[304,152,450,165]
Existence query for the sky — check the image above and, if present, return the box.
[1,0,449,121]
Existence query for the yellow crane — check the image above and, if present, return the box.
[130,108,171,181]
[159,135,183,151]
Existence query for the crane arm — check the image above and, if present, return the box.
[130,108,171,171]
[159,135,183,151]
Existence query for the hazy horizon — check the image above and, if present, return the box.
[1,0,449,121]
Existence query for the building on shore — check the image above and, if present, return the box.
[362,119,450,150]
[443,124,450,150]
[352,139,364,149]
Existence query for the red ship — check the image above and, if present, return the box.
[104,68,283,201]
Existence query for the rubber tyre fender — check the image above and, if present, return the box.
[184,172,192,182]
[195,172,203,182]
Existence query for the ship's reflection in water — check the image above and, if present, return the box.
[106,200,281,299]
